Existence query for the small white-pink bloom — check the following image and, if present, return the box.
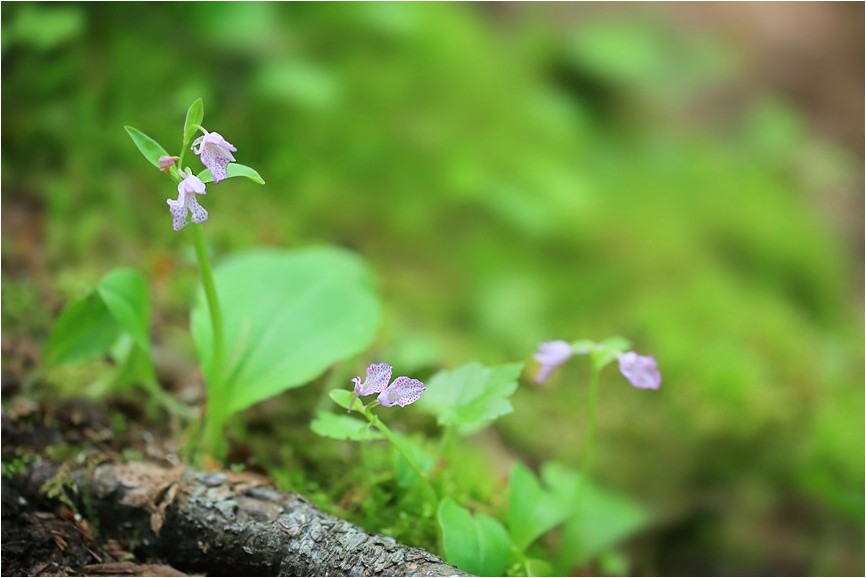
[167,171,208,231]
[192,131,236,183]
[618,352,661,390]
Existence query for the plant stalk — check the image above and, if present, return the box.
[579,366,601,479]
[365,409,438,503]
[190,224,226,458]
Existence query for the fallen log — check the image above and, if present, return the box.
[16,459,468,577]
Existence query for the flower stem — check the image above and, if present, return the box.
[579,366,601,479]
[190,223,226,459]
[555,365,602,573]
[365,409,438,503]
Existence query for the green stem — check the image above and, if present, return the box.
[365,409,438,503]
[579,366,601,480]
[437,425,456,461]
[177,146,187,174]
[514,548,532,577]
[190,224,226,458]
[555,365,602,574]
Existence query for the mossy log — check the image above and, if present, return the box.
[16,459,468,577]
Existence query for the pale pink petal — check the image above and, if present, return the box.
[533,340,574,384]
[208,132,237,152]
[618,352,661,390]
[378,377,426,408]
[167,195,189,231]
[352,363,393,396]
[188,196,209,224]
[196,132,237,183]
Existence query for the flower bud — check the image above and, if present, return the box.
[158,155,180,172]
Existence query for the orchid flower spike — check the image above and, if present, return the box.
[192,128,236,183]
[617,352,661,390]
[167,169,208,231]
[533,340,574,384]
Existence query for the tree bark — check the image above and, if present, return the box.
[17,460,469,577]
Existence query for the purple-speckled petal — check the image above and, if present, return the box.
[532,340,574,384]
[377,376,426,408]
[167,173,208,231]
[196,132,236,183]
[208,132,237,152]
[188,196,208,224]
[618,352,661,390]
[167,193,189,231]
[352,362,393,396]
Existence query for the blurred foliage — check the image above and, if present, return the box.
[2,3,862,575]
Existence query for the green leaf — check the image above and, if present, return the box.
[418,361,522,435]
[542,463,650,569]
[191,247,380,415]
[44,293,120,368]
[329,389,365,412]
[197,163,265,185]
[310,411,382,441]
[183,98,204,149]
[97,268,150,353]
[508,462,568,552]
[124,125,169,168]
[526,558,555,577]
[92,337,154,396]
[437,497,513,576]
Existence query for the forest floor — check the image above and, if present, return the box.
[1,389,192,577]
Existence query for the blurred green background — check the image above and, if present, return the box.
[2,3,863,575]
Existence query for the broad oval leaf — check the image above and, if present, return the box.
[124,125,169,168]
[437,497,512,577]
[197,163,265,185]
[97,268,150,353]
[310,411,382,441]
[508,462,567,551]
[44,293,120,368]
[183,98,204,149]
[191,247,380,415]
[418,361,522,435]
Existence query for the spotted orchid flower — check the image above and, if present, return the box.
[349,362,426,410]
[166,170,208,231]
[533,340,574,384]
[353,362,392,396]
[617,351,661,390]
[377,377,426,408]
[192,130,236,183]
[349,362,392,412]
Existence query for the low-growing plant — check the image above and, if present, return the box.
[312,338,660,576]
[40,97,665,575]
[43,99,381,459]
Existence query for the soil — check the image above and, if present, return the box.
[1,393,190,577]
